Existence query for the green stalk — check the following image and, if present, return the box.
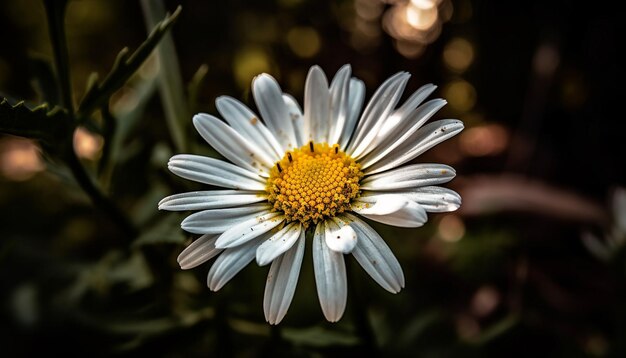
[140,0,189,153]
[66,146,138,238]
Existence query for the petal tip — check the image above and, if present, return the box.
[192,113,209,123]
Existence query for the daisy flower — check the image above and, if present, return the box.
[159,64,463,324]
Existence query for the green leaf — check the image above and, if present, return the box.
[77,5,182,119]
[0,98,71,149]
[141,0,189,153]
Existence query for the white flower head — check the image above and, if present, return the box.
[159,64,463,324]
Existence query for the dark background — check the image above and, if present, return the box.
[1,0,625,356]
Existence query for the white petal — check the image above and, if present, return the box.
[353,194,409,215]
[283,94,304,147]
[339,78,365,150]
[353,196,428,228]
[362,99,447,168]
[360,164,456,191]
[365,119,464,175]
[193,114,274,177]
[343,213,404,293]
[347,72,411,158]
[181,204,271,234]
[177,234,223,270]
[215,96,283,160]
[263,229,305,325]
[256,222,302,266]
[364,186,462,213]
[158,190,266,211]
[168,154,266,191]
[253,74,298,151]
[328,65,352,145]
[325,217,358,254]
[313,222,347,322]
[393,83,438,119]
[207,238,261,291]
[303,66,331,144]
[215,212,285,249]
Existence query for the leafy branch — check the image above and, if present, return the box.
[1,3,183,239]
[0,99,70,150]
[77,5,182,119]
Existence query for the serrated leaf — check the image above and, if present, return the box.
[77,6,182,118]
[0,98,71,148]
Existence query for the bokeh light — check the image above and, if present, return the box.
[0,137,44,181]
[233,46,275,90]
[406,2,438,30]
[443,37,474,73]
[442,79,476,112]
[349,0,383,51]
[459,124,509,156]
[73,127,103,160]
[438,214,465,242]
[286,27,321,58]
[381,0,452,58]
[470,285,500,317]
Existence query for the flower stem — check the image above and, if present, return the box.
[66,147,137,238]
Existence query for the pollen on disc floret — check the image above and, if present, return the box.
[266,142,363,227]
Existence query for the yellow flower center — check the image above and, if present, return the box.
[266,142,363,227]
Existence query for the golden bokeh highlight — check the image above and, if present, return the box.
[406,2,438,30]
[355,0,383,21]
[348,0,451,57]
[438,214,465,242]
[349,0,384,51]
[381,0,452,58]
[286,27,321,58]
[73,127,104,160]
[443,37,474,73]
[442,80,476,112]
[0,137,45,181]
[267,143,363,227]
[233,47,275,90]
